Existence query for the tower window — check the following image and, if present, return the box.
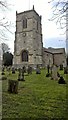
[23,19,27,28]
[21,50,28,62]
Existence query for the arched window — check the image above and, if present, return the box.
[23,18,27,28]
[21,50,28,62]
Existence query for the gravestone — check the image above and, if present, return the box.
[58,76,66,84]
[18,68,25,81]
[8,80,18,94]
[60,64,63,70]
[47,65,49,73]
[64,67,68,74]
[46,65,51,77]
[12,67,15,74]
[51,65,58,80]
[27,66,32,74]
[36,65,41,74]
[1,66,5,75]
[57,72,60,77]
[7,67,11,75]
[22,66,26,73]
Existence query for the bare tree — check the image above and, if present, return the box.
[48,0,68,64]
[48,0,68,32]
[0,0,14,41]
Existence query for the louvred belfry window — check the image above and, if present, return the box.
[21,50,28,62]
[23,19,27,28]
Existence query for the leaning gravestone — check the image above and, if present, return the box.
[36,65,41,74]
[8,80,18,94]
[27,66,32,74]
[51,65,58,80]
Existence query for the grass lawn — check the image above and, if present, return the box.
[1,69,68,119]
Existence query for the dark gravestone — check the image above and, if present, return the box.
[60,64,63,70]
[8,80,18,94]
[57,72,60,77]
[64,67,68,74]
[47,65,49,73]
[18,68,25,81]
[1,66,5,75]
[58,76,66,84]
[18,68,21,80]
[36,65,41,74]
[27,66,32,74]
[46,65,51,77]
[12,67,15,74]
[22,66,26,73]
[8,67,11,75]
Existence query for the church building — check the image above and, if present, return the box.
[13,6,66,68]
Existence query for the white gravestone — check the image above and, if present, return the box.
[51,65,58,80]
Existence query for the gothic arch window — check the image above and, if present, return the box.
[21,50,28,62]
[23,18,27,28]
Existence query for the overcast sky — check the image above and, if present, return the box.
[1,0,66,53]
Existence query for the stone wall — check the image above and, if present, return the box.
[43,47,66,67]
[13,8,43,68]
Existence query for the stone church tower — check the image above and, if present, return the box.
[13,6,43,68]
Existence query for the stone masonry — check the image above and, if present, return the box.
[13,6,43,68]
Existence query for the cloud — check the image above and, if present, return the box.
[43,36,66,50]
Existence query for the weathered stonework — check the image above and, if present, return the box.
[13,7,43,68]
[13,7,66,68]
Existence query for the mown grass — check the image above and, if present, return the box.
[1,69,68,119]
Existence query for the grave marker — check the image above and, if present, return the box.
[8,80,18,94]
[51,65,58,80]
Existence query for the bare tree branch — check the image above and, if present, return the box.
[0,0,14,41]
[48,0,68,31]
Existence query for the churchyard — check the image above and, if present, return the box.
[1,66,68,119]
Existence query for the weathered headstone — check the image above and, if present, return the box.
[51,65,58,80]
[8,80,18,94]
[7,66,11,75]
[60,64,63,70]
[18,68,25,81]
[36,65,41,74]
[27,66,32,74]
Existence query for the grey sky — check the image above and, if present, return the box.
[0,0,66,53]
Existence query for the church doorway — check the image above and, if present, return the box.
[21,50,28,62]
